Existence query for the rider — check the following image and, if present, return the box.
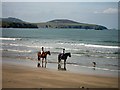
[37,47,45,67]
[63,48,65,54]
[41,47,45,56]
[61,48,65,57]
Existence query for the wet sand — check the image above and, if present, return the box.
[2,58,118,88]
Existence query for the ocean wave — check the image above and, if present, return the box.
[2,43,54,50]
[80,65,118,72]
[58,42,119,49]
[0,37,22,41]
[85,44,119,49]
[102,40,119,43]
[1,38,119,50]
[72,53,117,59]
[95,67,118,72]
[78,43,118,49]
[2,42,118,58]
[3,49,32,53]
[2,43,27,47]
[2,43,27,48]
[73,50,116,55]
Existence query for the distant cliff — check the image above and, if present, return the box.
[0,17,38,28]
[0,17,108,30]
[37,19,107,30]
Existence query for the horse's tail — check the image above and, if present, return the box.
[58,54,61,61]
[38,52,41,57]
[58,54,60,60]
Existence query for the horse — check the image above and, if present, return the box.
[37,51,51,68]
[58,52,71,70]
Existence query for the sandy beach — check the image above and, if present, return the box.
[1,2,120,90]
[2,58,118,88]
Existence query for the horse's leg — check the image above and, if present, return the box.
[37,57,41,67]
[58,59,61,70]
[42,58,44,67]
[58,54,61,64]
[58,63,61,70]
[64,59,66,70]
[45,58,47,68]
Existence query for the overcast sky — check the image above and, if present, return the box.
[1,0,119,2]
[2,2,118,29]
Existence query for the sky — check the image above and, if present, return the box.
[2,2,119,29]
[1,0,120,2]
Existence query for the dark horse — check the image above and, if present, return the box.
[37,51,51,68]
[58,53,71,70]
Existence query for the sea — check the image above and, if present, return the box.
[1,28,119,77]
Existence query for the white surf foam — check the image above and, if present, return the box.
[85,44,119,49]
[58,42,119,49]
[4,49,32,53]
[0,37,22,41]
[80,65,118,72]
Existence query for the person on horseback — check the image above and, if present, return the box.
[37,47,45,67]
[58,48,71,70]
[61,49,65,58]
[63,48,65,54]
[41,47,45,57]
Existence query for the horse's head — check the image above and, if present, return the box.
[47,51,51,55]
[68,52,71,57]
[65,52,71,57]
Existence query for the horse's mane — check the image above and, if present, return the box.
[45,51,50,52]
[65,52,70,54]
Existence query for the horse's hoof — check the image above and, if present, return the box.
[37,63,41,67]
[64,68,66,70]
[37,65,40,67]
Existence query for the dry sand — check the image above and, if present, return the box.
[2,62,118,88]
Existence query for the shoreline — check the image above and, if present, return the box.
[2,57,118,78]
[2,57,118,88]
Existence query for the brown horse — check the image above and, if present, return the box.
[37,51,51,68]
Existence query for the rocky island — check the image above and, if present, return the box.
[0,17,107,30]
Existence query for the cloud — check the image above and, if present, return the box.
[103,8,118,14]
[94,8,118,14]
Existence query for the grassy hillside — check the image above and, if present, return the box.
[36,19,107,30]
[0,17,38,28]
[0,17,107,30]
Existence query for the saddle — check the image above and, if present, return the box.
[60,53,65,59]
[38,52,45,57]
